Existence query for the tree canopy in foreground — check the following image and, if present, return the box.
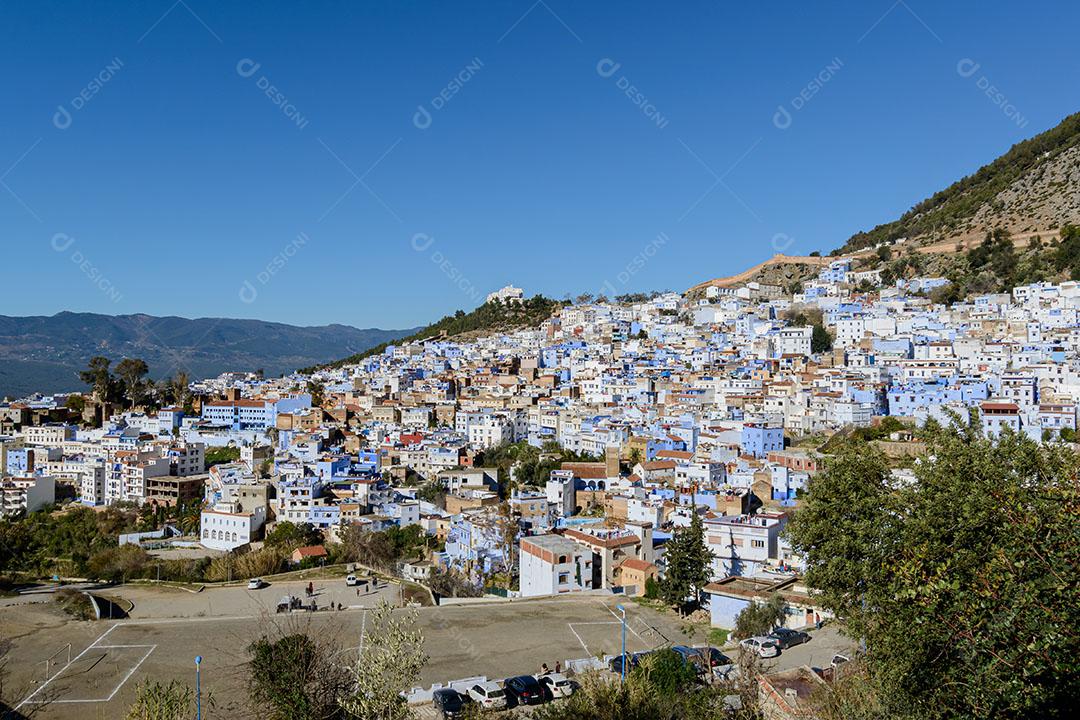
[788,420,1079,719]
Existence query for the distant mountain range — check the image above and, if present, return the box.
[0,312,418,399]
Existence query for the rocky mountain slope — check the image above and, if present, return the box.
[838,111,1080,254]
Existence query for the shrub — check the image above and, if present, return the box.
[54,588,95,620]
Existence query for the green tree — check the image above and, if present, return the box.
[125,679,210,720]
[79,355,113,401]
[205,445,241,468]
[811,323,833,353]
[87,543,151,582]
[661,513,714,612]
[175,502,202,536]
[264,521,322,551]
[115,357,150,408]
[416,478,446,508]
[248,624,351,720]
[534,651,730,720]
[788,422,1080,718]
[732,593,786,639]
[65,393,87,417]
[306,380,326,407]
[167,371,192,412]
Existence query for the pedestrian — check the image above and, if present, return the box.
[554,661,561,674]
[356,587,360,597]
[540,663,550,675]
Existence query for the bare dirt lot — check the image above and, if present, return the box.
[1,591,701,719]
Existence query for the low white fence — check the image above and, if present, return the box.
[403,656,613,705]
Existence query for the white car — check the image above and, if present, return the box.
[466,681,507,710]
[345,574,358,586]
[538,673,574,699]
[739,636,780,658]
[247,578,264,590]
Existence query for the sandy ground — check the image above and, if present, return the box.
[0,592,702,719]
[1,583,856,720]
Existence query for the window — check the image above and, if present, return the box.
[751,539,765,548]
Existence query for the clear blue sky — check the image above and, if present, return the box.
[1,1,1076,329]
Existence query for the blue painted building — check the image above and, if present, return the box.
[740,423,783,458]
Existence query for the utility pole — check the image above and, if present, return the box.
[195,655,202,720]
[616,603,627,685]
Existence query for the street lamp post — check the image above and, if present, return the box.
[194,655,202,720]
[616,604,627,685]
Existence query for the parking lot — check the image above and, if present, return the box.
[2,594,697,719]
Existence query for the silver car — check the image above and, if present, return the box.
[467,681,507,711]
[739,636,780,658]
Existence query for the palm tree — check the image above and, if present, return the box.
[177,502,202,536]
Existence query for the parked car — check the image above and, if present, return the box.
[608,651,649,675]
[275,595,301,613]
[247,578,265,590]
[703,647,734,669]
[504,675,547,706]
[739,636,780,658]
[345,574,358,586]
[828,653,856,681]
[689,646,734,675]
[467,681,507,710]
[671,645,709,674]
[432,688,467,719]
[769,627,810,649]
[538,672,574,699]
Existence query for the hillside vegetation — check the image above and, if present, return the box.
[837,111,1080,254]
[304,295,562,371]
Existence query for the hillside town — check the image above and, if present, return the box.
[4,260,1077,632]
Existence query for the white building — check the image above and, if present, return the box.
[704,512,787,578]
[486,285,524,304]
[468,415,514,449]
[1,476,56,516]
[519,534,592,597]
[545,470,577,517]
[772,327,812,357]
[78,459,108,506]
[200,501,266,551]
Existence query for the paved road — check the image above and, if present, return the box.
[763,624,856,673]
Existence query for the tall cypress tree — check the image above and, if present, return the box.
[661,512,714,612]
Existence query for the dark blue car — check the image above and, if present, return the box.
[504,675,547,705]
